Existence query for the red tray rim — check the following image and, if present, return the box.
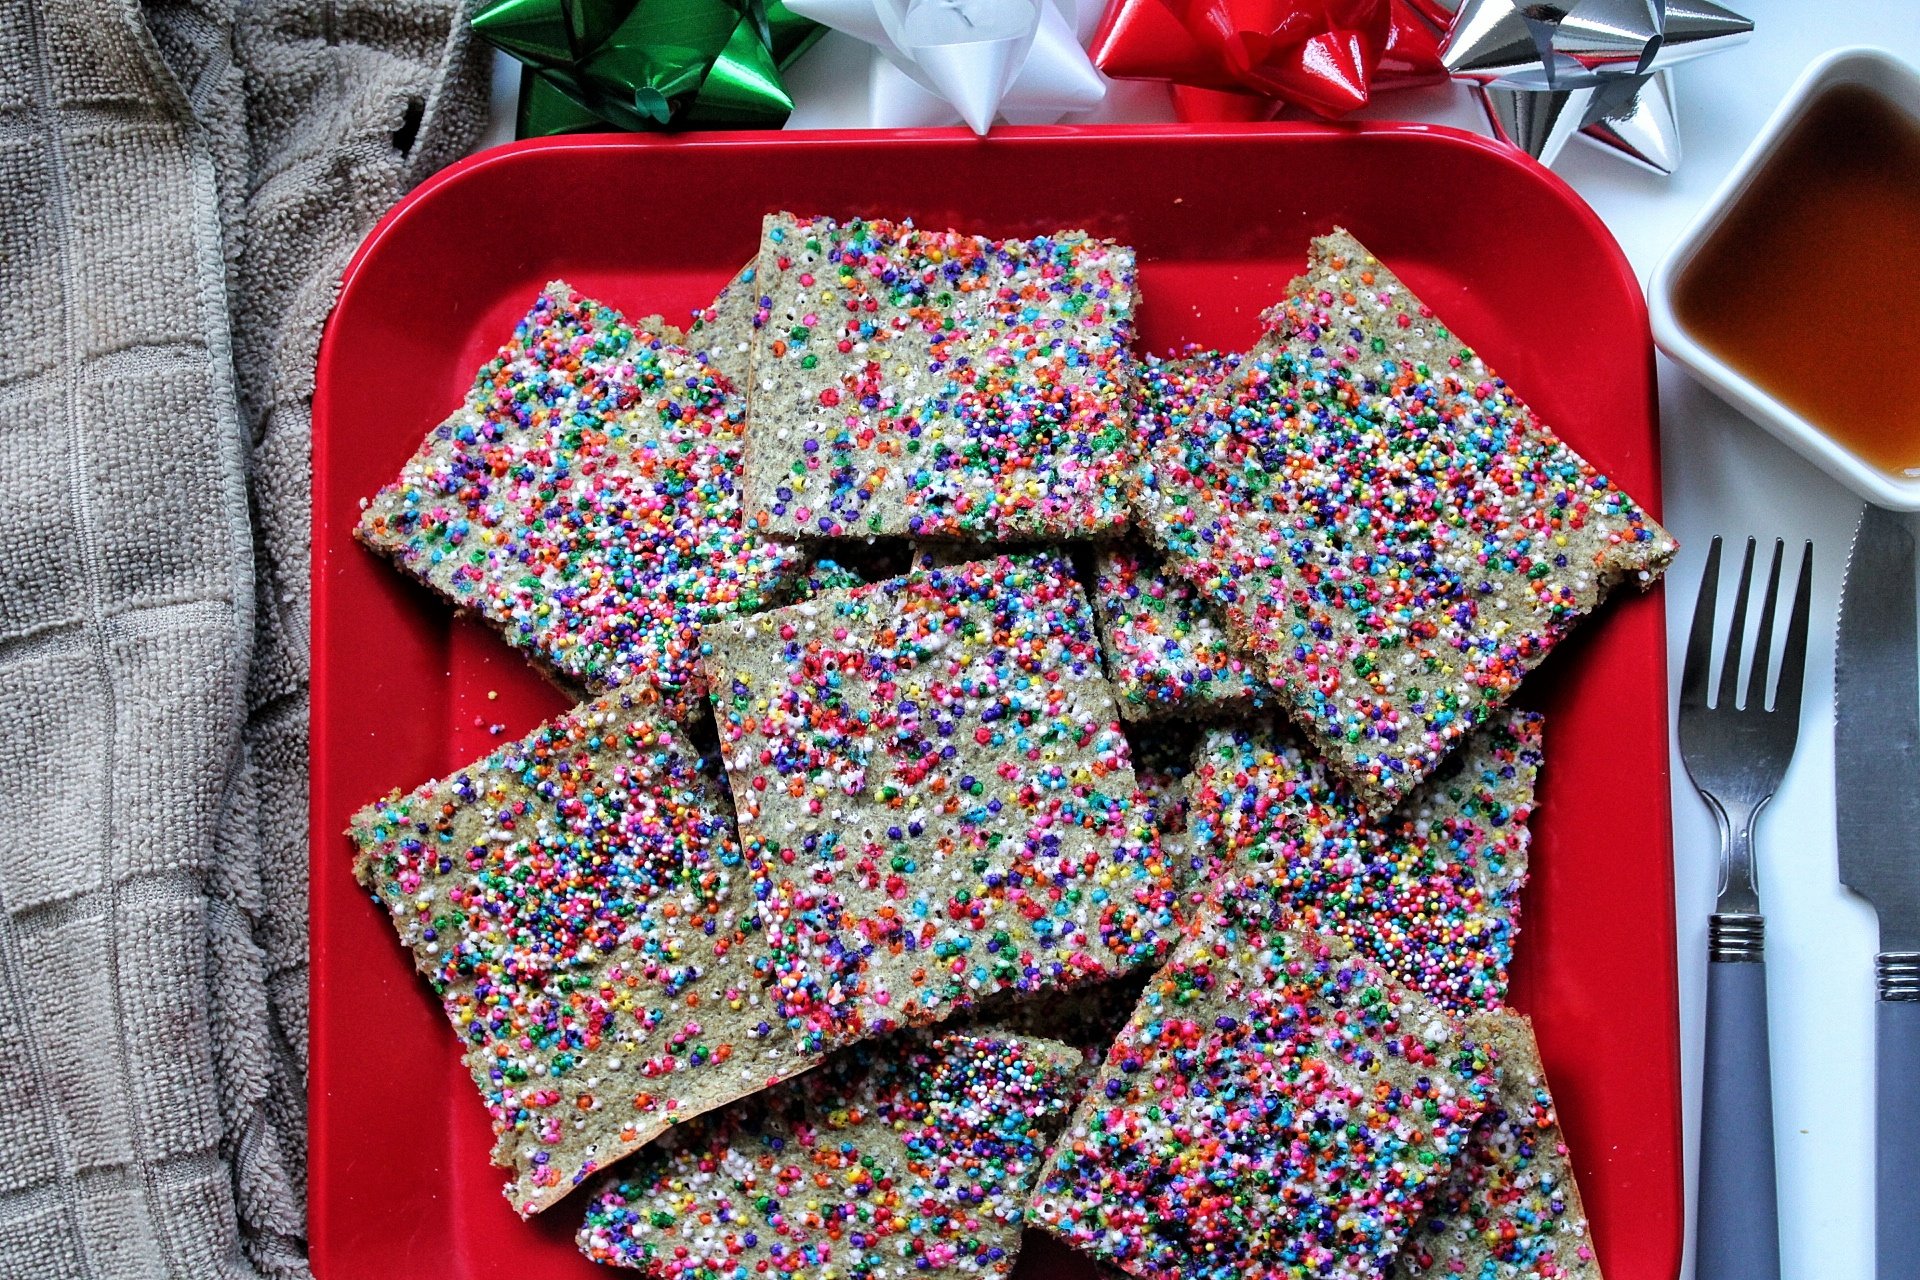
[310,121,1679,1277]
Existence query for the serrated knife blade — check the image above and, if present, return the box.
[1834,503,1920,1280]
[1835,504,1920,959]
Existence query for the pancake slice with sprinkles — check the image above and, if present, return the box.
[966,972,1151,1106]
[743,212,1138,541]
[1185,707,1544,1013]
[1027,897,1500,1280]
[1091,536,1270,722]
[701,554,1183,1057]
[356,281,805,714]
[1126,719,1206,893]
[578,1030,1082,1276]
[1131,231,1674,812]
[772,555,872,605]
[1394,1011,1603,1280]
[687,256,762,390]
[348,689,822,1217]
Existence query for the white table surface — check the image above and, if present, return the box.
[480,6,1920,1272]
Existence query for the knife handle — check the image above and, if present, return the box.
[1698,927,1782,1280]
[1879,953,1920,1280]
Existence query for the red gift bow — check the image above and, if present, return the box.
[1090,0,1444,121]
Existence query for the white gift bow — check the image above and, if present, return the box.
[784,0,1105,133]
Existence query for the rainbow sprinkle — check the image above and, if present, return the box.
[1186,709,1544,1012]
[356,281,805,713]
[347,689,823,1216]
[702,555,1182,1056]
[743,213,1137,541]
[1027,902,1499,1280]
[578,1031,1081,1276]
[1132,231,1672,811]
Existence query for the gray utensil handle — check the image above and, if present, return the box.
[1698,955,1782,1279]
[1879,968,1920,1280]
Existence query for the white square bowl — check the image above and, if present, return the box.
[1649,45,1920,510]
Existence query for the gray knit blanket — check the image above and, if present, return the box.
[0,2,486,1274]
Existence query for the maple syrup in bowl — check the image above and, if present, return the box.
[1651,48,1920,508]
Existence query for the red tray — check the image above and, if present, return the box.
[312,124,1681,1279]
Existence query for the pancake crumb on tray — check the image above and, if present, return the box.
[701,554,1184,1057]
[347,689,822,1217]
[578,1029,1081,1276]
[355,281,805,714]
[1130,230,1673,812]
[743,212,1138,541]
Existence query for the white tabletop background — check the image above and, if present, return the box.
[481,5,1920,1272]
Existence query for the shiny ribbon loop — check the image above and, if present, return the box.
[789,0,1105,133]
[1180,0,1386,112]
[475,0,824,135]
[1437,0,1752,172]
[1091,0,1443,120]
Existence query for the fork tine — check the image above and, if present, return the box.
[1771,540,1815,719]
[1715,538,1758,711]
[1681,536,1723,711]
[1745,540,1785,711]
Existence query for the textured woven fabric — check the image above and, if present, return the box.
[0,1,486,1273]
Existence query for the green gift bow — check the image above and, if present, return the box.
[473,0,825,136]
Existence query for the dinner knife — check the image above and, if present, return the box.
[1835,502,1920,1280]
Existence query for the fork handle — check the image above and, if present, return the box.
[1878,955,1920,1280]
[1698,920,1781,1280]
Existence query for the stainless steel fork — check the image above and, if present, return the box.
[1679,535,1813,1280]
